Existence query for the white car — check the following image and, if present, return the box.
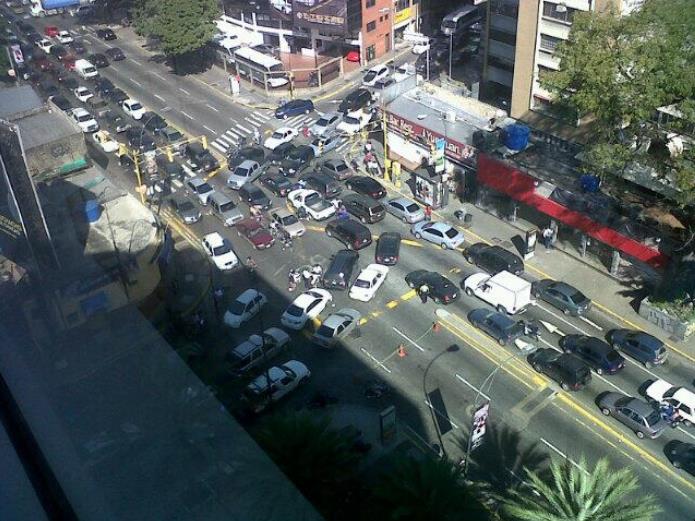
[362,64,390,87]
[92,130,119,153]
[56,30,73,44]
[71,108,99,133]
[73,86,93,102]
[242,360,310,413]
[288,189,336,221]
[337,110,372,135]
[223,289,268,328]
[263,127,298,150]
[349,264,389,302]
[310,112,340,137]
[122,98,146,120]
[281,289,333,330]
[202,232,239,271]
[36,38,52,53]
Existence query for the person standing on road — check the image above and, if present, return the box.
[542,226,553,250]
[253,128,261,145]
[424,205,432,221]
[418,284,430,304]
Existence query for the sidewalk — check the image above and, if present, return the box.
[348,142,695,360]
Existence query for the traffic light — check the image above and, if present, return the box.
[201,135,208,150]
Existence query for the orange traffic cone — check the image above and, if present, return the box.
[432,321,441,333]
[397,344,407,358]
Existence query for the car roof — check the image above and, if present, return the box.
[625,398,655,416]
[237,160,258,168]
[188,177,206,187]
[488,312,516,328]
[72,107,90,116]
[236,288,260,304]
[203,232,224,246]
[325,158,346,166]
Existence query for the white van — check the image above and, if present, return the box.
[463,271,534,314]
[75,59,98,79]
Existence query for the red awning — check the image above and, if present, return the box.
[477,154,669,268]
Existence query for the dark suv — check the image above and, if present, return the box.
[303,172,342,199]
[185,142,219,173]
[322,250,359,290]
[281,145,315,176]
[463,243,524,275]
[342,193,385,224]
[325,219,372,250]
[338,88,373,114]
[560,335,625,375]
[609,329,668,368]
[527,348,592,391]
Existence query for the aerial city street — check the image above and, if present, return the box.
[0,0,693,519]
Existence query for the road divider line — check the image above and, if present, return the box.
[130,78,142,87]
[539,438,588,474]
[579,315,603,330]
[455,374,491,401]
[400,290,416,301]
[206,104,219,112]
[401,239,423,247]
[179,87,190,95]
[130,58,141,65]
[154,94,166,102]
[152,72,166,81]
[392,327,426,352]
[536,303,590,335]
[359,317,369,326]
[386,300,399,309]
[180,111,194,120]
[424,400,460,429]
[203,125,217,135]
[359,346,392,373]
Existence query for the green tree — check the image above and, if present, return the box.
[133,0,218,67]
[254,411,361,514]
[370,455,489,521]
[540,0,695,199]
[503,457,660,521]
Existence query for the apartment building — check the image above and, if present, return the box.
[481,0,645,119]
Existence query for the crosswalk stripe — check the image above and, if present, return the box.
[247,114,267,125]
[286,114,304,125]
[253,111,271,121]
[244,117,261,127]
[172,179,183,188]
[235,123,252,133]
[225,128,244,139]
[217,134,236,145]
[211,141,228,153]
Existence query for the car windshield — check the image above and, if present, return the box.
[335,163,348,172]
[212,244,230,256]
[76,114,92,122]
[316,324,335,338]
[281,214,299,225]
[219,201,236,212]
[508,322,525,336]
[289,149,304,160]
[305,193,321,206]
[568,290,587,304]
[235,168,250,178]
[443,20,456,29]
[285,304,303,317]
[614,397,632,408]
[364,71,376,81]
[167,130,183,140]
[606,351,621,362]
[130,102,143,111]
[178,201,195,212]
[271,131,285,139]
[354,279,371,289]
[405,203,419,212]
[644,409,663,427]
[445,228,459,239]
[198,183,213,194]
[344,116,360,125]
[228,300,246,314]
[248,227,264,238]
[316,118,329,127]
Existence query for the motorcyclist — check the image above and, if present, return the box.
[288,268,301,291]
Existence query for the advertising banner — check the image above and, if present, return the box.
[293,0,347,35]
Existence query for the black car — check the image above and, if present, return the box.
[666,441,695,476]
[108,88,129,105]
[238,184,271,210]
[49,45,68,60]
[104,110,131,133]
[96,28,117,41]
[268,142,296,165]
[468,308,525,345]
[560,335,625,375]
[156,127,185,151]
[405,270,459,304]
[281,145,315,176]
[463,243,524,275]
[94,77,115,96]
[302,172,342,199]
[105,47,125,61]
[69,40,86,54]
[156,154,185,181]
[338,88,373,114]
[49,94,72,111]
[532,279,592,316]
[143,112,168,133]
[261,174,292,197]
[527,348,592,391]
[184,142,219,173]
[345,176,386,199]
[325,219,372,250]
[88,53,109,68]
[228,145,266,167]
[125,127,155,152]
[341,193,385,223]
[323,250,359,290]
[168,196,201,224]
[375,232,401,265]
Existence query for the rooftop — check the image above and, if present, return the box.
[16,110,78,150]
[0,85,43,120]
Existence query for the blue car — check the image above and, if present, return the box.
[275,99,315,119]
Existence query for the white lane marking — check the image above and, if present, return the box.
[677,426,695,442]
[360,347,392,373]
[424,399,460,429]
[224,128,243,139]
[579,316,603,331]
[540,338,558,350]
[235,123,252,133]
[216,134,235,145]
[152,72,166,81]
[211,141,228,153]
[536,303,591,335]
[253,111,271,121]
[154,94,166,102]
[172,179,183,188]
[206,104,219,112]
[540,438,588,474]
[130,58,141,65]
[455,374,491,401]
[203,125,217,134]
[130,78,142,87]
[392,327,426,352]
[179,87,190,95]
[180,111,194,120]
[247,113,267,125]
[244,117,260,127]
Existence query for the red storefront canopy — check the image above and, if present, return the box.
[477,154,669,268]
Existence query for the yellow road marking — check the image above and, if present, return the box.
[359,317,369,325]
[371,311,382,318]
[400,290,416,300]
[401,239,423,247]
[386,300,399,309]
[305,225,325,232]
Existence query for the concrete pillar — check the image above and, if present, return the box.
[610,250,621,276]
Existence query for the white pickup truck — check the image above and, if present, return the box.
[288,189,336,221]
[463,270,535,314]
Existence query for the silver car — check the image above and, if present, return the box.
[321,158,354,181]
[411,221,465,249]
[309,133,340,157]
[270,207,306,238]
[310,112,340,137]
[598,392,668,439]
[227,160,262,190]
[311,308,361,348]
[386,197,424,223]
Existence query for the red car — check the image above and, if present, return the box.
[236,218,274,250]
[44,26,59,38]
[345,50,360,63]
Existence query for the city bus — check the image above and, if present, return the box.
[441,5,482,36]
[232,46,288,88]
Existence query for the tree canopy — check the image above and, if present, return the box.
[541,0,695,203]
[133,0,218,57]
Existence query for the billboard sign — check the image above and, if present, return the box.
[10,44,24,66]
[469,401,490,452]
[293,0,347,35]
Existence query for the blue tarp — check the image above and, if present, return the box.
[42,0,80,9]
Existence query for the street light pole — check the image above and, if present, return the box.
[448,33,453,79]
[426,45,430,81]
[422,344,460,458]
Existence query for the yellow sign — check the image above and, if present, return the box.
[394,7,413,25]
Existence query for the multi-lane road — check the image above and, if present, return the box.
[18,15,695,519]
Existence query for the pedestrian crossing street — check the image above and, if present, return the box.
[210,111,353,156]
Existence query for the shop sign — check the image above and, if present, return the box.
[394,7,413,25]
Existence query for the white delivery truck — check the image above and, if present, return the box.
[75,59,98,79]
[463,270,534,314]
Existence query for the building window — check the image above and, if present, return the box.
[542,2,577,23]
[385,13,389,19]
[379,15,383,21]
[539,34,562,53]
[488,28,517,46]
[367,21,377,32]
[385,32,391,52]
[491,0,519,18]
[366,45,376,61]
[395,0,409,10]
[366,0,376,7]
